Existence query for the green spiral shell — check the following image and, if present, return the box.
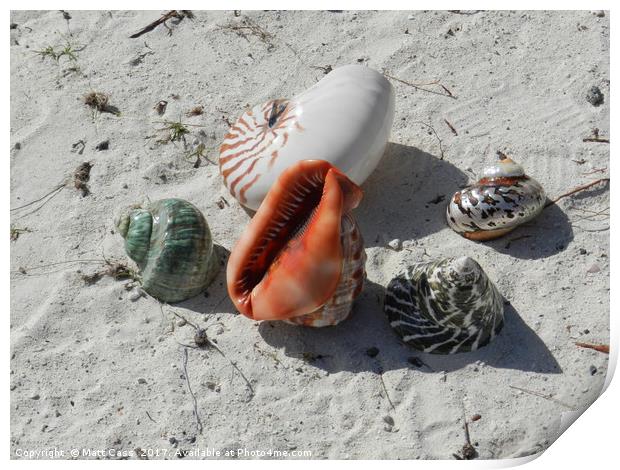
[116,198,219,303]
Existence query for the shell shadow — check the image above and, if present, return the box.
[483,203,574,260]
[258,279,561,375]
[356,142,469,246]
[174,244,237,316]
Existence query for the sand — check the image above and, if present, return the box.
[10,10,610,460]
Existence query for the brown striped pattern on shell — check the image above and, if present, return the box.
[219,99,304,205]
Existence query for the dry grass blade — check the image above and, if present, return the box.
[412,121,445,159]
[10,225,32,241]
[182,347,203,434]
[383,72,456,99]
[508,385,575,410]
[217,16,274,49]
[575,342,609,354]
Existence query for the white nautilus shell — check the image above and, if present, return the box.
[446,157,546,241]
[219,64,395,210]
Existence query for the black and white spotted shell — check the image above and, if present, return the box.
[384,257,504,354]
[446,158,546,241]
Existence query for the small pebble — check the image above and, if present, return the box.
[586,86,604,106]
[30,393,40,400]
[589,365,597,376]
[471,414,482,422]
[10,23,18,29]
[129,291,144,302]
[13,142,21,150]
[137,378,147,384]
[579,248,587,255]
[383,415,395,426]
[587,264,601,273]
[55,410,61,417]
[591,10,605,17]
[407,14,414,20]
[407,357,423,367]
[387,239,402,251]
[169,436,178,446]
[177,318,187,327]
[366,347,379,358]
[95,140,109,151]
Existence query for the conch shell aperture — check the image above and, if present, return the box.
[226,160,366,327]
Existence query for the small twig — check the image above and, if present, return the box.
[583,137,610,143]
[582,167,607,175]
[503,234,531,249]
[11,184,65,213]
[575,342,609,354]
[182,347,203,434]
[378,369,395,412]
[384,72,456,99]
[169,309,199,330]
[310,64,333,75]
[544,178,610,207]
[573,224,609,233]
[461,403,477,459]
[439,84,455,97]
[163,305,254,399]
[412,121,445,159]
[145,411,157,423]
[130,10,193,39]
[509,385,575,410]
[448,10,482,15]
[582,127,609,143]
[443,118,458,136]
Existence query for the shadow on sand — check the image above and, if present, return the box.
[357,142,573,259]
[356,142,468,245]
[258,279,561,375]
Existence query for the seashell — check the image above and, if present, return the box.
[446,157,546,240]
[219,64,395,210]
[226,159,366,327]
[115,198,219,303]
[384,257,504,354]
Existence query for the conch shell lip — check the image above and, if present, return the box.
[226,159,363,321]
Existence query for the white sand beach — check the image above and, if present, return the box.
[10,10,610,459]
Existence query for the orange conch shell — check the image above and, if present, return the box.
[226,160,366,327]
